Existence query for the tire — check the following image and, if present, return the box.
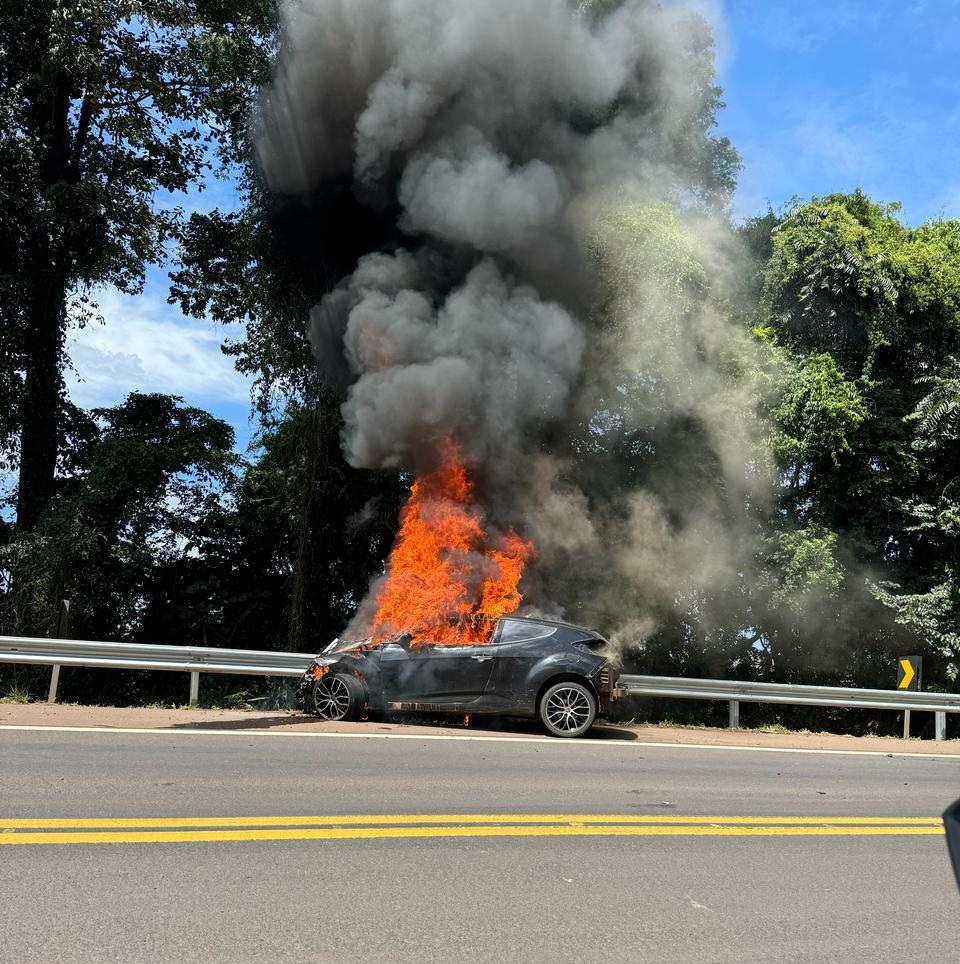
[312,673,364,721]
[538,681,597,738]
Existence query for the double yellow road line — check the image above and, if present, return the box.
[0,813,945,846]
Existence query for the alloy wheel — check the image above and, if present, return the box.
[314,675,352,720]
[544,685,593,734]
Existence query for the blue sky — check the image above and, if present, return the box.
[67,175,260,452]
[65,0,960,452]
[717,0,960,224]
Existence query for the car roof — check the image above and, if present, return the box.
[502,614,603,637]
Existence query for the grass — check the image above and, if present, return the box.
[140,693,252,711]
[753,722,792,734]
[197,690,255,711]
[0,688,34,704]
[651,718,822,736]
[655,718,709,729]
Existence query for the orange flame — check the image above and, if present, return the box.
[367,440,533,645]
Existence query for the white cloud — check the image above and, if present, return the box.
[67,282,253,411]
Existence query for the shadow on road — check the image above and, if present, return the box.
[166,712,638,741]
[168,714,314,732]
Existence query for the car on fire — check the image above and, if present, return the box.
[296,616,621,737]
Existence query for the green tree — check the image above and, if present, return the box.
[0,392,239,641]
[757,193,960,686]
[914,357,960,451]
[872,353,960,681]
[0,0,273,529]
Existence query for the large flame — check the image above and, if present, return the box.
[367,440,533,645]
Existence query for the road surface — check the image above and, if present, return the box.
[1,725,958,964]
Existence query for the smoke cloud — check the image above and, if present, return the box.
[256,0,769,652]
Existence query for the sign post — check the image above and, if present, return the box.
[898,655,921,739]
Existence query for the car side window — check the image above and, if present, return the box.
[497,619,559,644]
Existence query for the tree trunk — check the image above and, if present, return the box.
[16,278,67,530]
[16,65,73,531]
[286,406,321,652]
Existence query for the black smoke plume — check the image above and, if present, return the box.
[255,0,767,650]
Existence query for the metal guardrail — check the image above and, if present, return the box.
[619,674,959,741]
[0,635,314,706]
[1,636,956,739]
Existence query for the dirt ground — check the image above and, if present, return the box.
[2,701,958,754]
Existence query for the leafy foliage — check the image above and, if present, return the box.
[870,578,959,682]
[0,393,239,640]
[756,193,960,688]
[0,0,273,526]
[914,358,960,451]
[771,354,867,468]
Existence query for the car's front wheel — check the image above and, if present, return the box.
[312,673,364,721]
[539,681,596,737]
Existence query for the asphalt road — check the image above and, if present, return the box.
[2,727,958,964]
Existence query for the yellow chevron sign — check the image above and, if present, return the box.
[897,656,920,691]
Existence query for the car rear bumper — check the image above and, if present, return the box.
[593,665,622,715]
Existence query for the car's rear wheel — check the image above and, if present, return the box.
[539,681,596,737]
[313,673,364,721]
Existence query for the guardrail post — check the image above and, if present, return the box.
[47,665,62,704]
[903,709,911,740]
[47,599,71,704]
[935,711,947,742]
[728,700,740,729]
[189,672,200,707]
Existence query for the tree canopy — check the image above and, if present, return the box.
[0,0,273,528]
[756,193,960,685]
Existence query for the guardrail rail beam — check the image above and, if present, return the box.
[2,636,957,739]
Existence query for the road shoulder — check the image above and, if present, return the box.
[2,701,959,755]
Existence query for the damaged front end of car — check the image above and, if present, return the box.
[296,639,380,721]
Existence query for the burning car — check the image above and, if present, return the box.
[297,615,621,737]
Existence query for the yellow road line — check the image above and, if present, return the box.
[0,825,944,846]
[0,813,943,830]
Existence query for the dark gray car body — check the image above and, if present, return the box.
[297,615,620,719]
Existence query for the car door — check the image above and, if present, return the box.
[483,617,565,709]
[379,636,498,705]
